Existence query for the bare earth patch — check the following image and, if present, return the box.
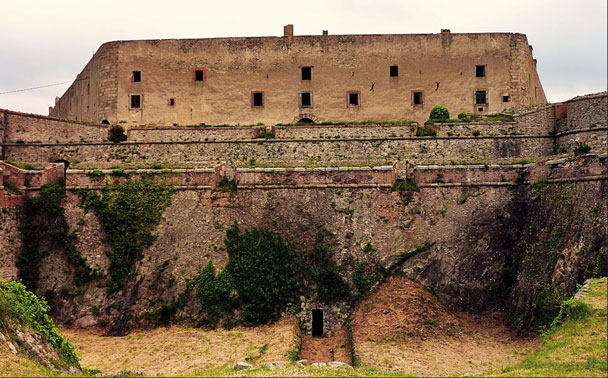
[353,275,537,376]
[300,327,351,363]
[62,316,297,376]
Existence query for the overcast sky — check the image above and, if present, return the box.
[0,0,606,115]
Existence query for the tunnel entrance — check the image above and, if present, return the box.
[298,117,314,124]
[312,309,323,337]
[53,159,70,182]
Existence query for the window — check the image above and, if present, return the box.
[347,91,360,107]
[476,65,486,77]
[502,95,510,103]
[193,69,205,81]
[169,98,175,106]
[301,92,312,107]
[475,90,487,105]
[133,71,141,82]
[390,65,399,77]
[412,91,424,106]
[301,66,312,80]
[251,91,264,107]
[130,95,141,109]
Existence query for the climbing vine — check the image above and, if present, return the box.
[77,181,174,293]
[17,181,96,293]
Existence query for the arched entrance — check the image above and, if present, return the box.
[292,113,319,124]
[298,118,315,123]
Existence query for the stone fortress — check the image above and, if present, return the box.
[0,25,606,338]
[49,25,546,126]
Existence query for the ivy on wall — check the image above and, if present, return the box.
[77,181,174,293]
[17,181,96,293]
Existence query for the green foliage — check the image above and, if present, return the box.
[17,182,96,292]
[429,106,450,122]
[287,334,302,362]
[458,112,468,120]
[484,113,513,122]
[86,168,104,178]
[195,261,237,326]
[416,127,437,137]
[215,177,237,193]
[548,298,592,331]
[146,278,194,327]
[306,241,351,303]
[346,318,361,367]
[0,279,80,367]
[21,163,39,170]
[351,262,381,298]
[108,125,127,143]
[391,178,419,192]
[531,178,548,200]
[224,224,302,324]
[255,131,275,139]
[472,130,481,136]
[77,181,174,293]
[573,141,591,155]
[110,167,127,177]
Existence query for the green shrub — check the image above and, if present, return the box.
[77,181,173,293]
[255,131,275,139]
[429,106,450,122]
[391,178,419,192]
[108,125,127,143]
[573,141,591,156]
[110,167,127,177]
[215,177,237,193]
[351,262,381,298]
[0,280,80,367]
[458,112,468,120]
[416,127,437,137]
[472,130,481,136]
[86,168,104,178]
[196,261,237,326]
[224,224,302,324]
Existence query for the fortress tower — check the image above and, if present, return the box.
[49,26,546,126]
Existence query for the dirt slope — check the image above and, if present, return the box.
[353,275,537,376]
[300,327,351,363]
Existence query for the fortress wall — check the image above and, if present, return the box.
[52,32,545,126]
[558,92,607,133]
[511,105,555,134]
[2,137,554,168]
[236,166,393,187]
[412,164,523,185]
[50,42,120,123]
[0,109,109,144]
[556,129,608,153]
[127,125,260,142]
[433,121,545,137]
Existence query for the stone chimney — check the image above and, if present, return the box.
[322,30,328,36]
[284,24,294,38]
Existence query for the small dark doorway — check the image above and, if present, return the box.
[298,118,314,123]
[53,159,70,182]
[312,309,323,337]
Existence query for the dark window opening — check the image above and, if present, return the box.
[503,95,510,103]
[475,90,487,105]
[169,98,175,106]
[252,92,264,107]
[301,66,312,80]
[312,309,323,337]
[476,65,486,77]
[195,70,204,81]
[130,95,141,109]
[478,107,484,112]
[301,92,312,107]
[298,118,314,123]
[101,119,110,125]
[348,92,359,106]
[133,71,141,82]
[390,65,399,77]
[413,91,423,105]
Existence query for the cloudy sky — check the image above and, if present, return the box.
[0,0,606,115]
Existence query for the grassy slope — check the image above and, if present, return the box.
[491,277,607,377]
[0,346,59,378]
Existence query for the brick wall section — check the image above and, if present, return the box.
[236,166,393,187]
[66,168,216,189]
[1,109,109,143]
[411,164,524,186]
[0,162,64,206]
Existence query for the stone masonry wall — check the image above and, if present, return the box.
[3,136,553,168]
[1,109,109,144]
[558,92,607,133]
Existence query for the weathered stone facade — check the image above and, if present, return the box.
[49,27,546,126]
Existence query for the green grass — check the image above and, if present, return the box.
[189,363,415,377]
[489,277,607,377]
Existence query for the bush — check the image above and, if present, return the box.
[458,112,468,120]
[196,261,236,326]
[429,106,450,122]
[224,224,302,324]
[0,280,80,367]
[573,141,591,156]
[108,125,127,143]
[416,127,437,137]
